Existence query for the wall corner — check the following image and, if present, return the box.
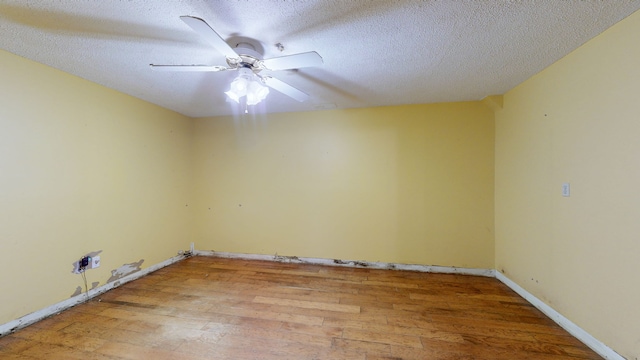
[481,95,504,112]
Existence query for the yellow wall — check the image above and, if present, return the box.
[495,10,640,359]
[3,8,636,356]
[193,103,495,268]
[0,50,193,324]
[4,8,638,356]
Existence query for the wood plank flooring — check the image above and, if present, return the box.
[0,257,602,359]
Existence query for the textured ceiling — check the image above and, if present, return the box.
[1,1,639,118]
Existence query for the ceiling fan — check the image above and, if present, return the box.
[150,16,323,106]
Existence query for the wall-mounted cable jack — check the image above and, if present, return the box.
[78,256,91,300]
[79,256,91,271]
[75,255,100,273]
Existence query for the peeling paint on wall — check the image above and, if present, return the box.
[91,282,99,290]
[107,259,144,283]
[70,286,82,297]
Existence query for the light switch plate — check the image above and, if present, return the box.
[562,183,570,197]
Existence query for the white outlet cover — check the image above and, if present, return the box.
[92,256,101,268]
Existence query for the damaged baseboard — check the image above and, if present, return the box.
[194,250,495,277]
[199,250,621,360]
[0,253,188,338]
[1,248,623,360]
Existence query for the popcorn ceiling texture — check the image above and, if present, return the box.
[0,1,638,117]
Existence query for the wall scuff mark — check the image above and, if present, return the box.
[107,259,144,283]
[70,286,82,297]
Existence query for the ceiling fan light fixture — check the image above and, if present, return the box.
[224,89,241,103]
[225,73,249,103]
[226,68,269,106]
[246,80,269,106]
[153,16,323,109]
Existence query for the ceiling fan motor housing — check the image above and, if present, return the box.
[227,42,263,70]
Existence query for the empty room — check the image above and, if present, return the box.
[1,1,639,359]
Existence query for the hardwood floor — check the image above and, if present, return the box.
[0,256,602,359]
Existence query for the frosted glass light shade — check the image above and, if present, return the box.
[225,76,249,103]
[246,80,269,105]
[225,69,269,106]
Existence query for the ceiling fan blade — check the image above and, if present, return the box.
[261,51,323,71]
[262,76,309,102]
[179,16,240,60]
[149,64,228,72]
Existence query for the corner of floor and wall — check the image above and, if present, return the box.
[493,9,640,359]
[0,47,196,335]
[1,8,639,360]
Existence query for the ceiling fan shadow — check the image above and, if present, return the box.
[278,0,415,40]
[292,69,373,105]
[0,3,193,44]
[186,1,244,32]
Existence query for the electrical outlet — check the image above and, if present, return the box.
[91,256,101,269]
[562,182,570,197]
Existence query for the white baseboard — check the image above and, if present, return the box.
[203,250,621,359]
[495,271,623,360]
[194,250,495,277]
[0,249,622,360]
[0,253,188,337]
